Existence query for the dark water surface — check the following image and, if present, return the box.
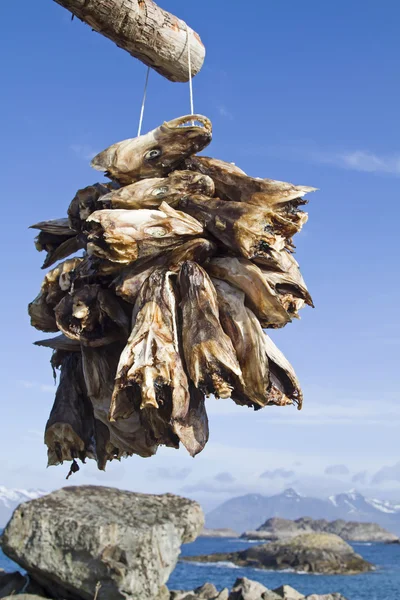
[1,533,400,599]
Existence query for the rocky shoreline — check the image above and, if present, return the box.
[0,487,364,599]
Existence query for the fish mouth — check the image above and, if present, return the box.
[162,115,212,136]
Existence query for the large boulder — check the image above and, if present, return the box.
[228,578,280,600]
[184,533,373,574]
[1,486,204,600]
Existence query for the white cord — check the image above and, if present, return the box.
[186,23,195,118]
[137,66,150,136]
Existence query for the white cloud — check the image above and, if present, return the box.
[70,144,98,161]
[259,144,400,176]
[372,461,400,485]
[218,105,234,120]
[18,381,54,394]
[311,149,400,175]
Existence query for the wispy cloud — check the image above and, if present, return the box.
[372,461,400,485]
[70,144,98,161]
[258,143,400,176]
[218,105,234,120]
[260,468,295,480]
[324,464,350,476]
[310,149,400,175]
[148,467,191,481]
[18,380,55,394]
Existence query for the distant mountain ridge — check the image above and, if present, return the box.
[206,488,400,535]
[0,486,46,527]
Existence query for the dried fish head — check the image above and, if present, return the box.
[30,218,83,269]
[86,203,203,264]
[179,261,243,398]
[99,170,215,210]
[81,344,157,459]
[54,284,130,346]
[212,278,270,408]
[45,352,96,467]
[113,268,190,419]
[264,334,303,408]
[208,256,291,329]
[28,258,83,332]
[68,182,119,231]
[184,155,316,206]
[91,115,212,184]
[179,196,286,260]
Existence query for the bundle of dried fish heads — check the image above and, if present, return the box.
[29,114,316,474]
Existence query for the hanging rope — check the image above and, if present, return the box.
[137,66,150,137]
[136,24,195,136]
[186,23,195,117]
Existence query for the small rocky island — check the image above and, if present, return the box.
[185,532,373,574]
[241,516,399,543]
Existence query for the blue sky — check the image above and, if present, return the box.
[1,0,399,509]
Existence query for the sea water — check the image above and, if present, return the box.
[1,534,400,599]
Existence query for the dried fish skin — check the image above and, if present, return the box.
[264,334,303,408]
[172,383,209,457]
[30,218,84,269]
[212,278,270,408]
[179,196,286,260]
[34,334,81,352]
[81,344,156,459]
[28,258,83,332]
[114,238,217,306]
[260,267,314,317]
[113,269,190,419]
[184,155,316,207]
[179,261,243,398]
[45,352,96,466]
[86,202,204,264]
[99,170,215,210]
[68,182,119,231]
[208,257,291,329]
[54,284,130,347]
[91,115,212,184]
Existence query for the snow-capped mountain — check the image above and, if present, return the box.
[206,488,400,534]
[0,486,47,527]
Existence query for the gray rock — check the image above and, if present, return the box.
[273,585,304,599]
[229,577,270,600]
[0,571,47,599]
[305,595,347,600]
[2,596,49,600]
[0,571,27,598]
[216,589,230,600]
[194,584,219,598]
[2,485,204,600]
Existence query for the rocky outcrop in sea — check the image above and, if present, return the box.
[241,516,399,543]
[184,533,373,574]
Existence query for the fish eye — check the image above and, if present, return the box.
[145,148,162,161]
[153,186,169,196]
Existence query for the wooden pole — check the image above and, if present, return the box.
[52,0,206,83]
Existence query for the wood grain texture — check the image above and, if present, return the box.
[52,0,205,82]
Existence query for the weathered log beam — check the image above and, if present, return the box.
[52,0,205,82]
